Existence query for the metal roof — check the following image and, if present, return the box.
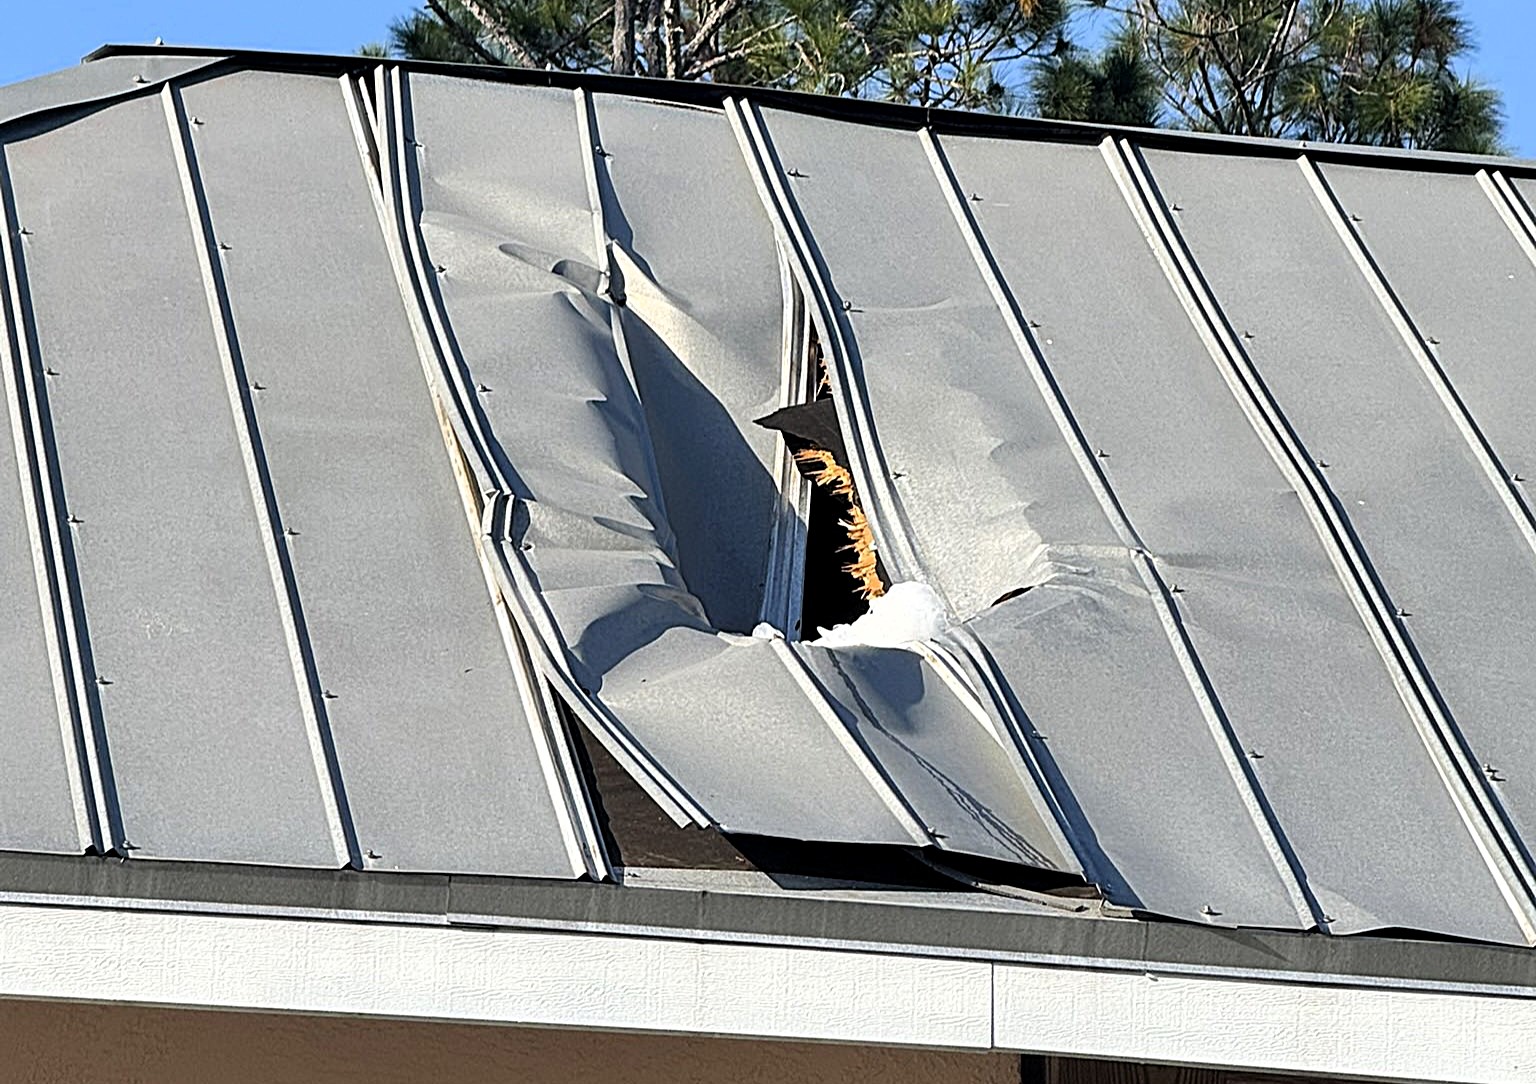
[3,47,1536,949]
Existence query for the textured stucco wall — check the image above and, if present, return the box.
[0,999,1021,1084]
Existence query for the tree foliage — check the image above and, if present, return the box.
[368,0,1504,150]
[1059,0,1504,151]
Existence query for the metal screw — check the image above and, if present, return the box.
[251,380,266,392]
[17,226,30,236]
[191,116,204,126]
[43,367,59,377]
[476,382,492,393]
[1394,606,1411,618]
[1248,749,1264,759]
[1171,202,1184,212]
[96,675,112,686]
[322,689,338,700]
[1515,473,1526,483]
[1317,458,1330,469]
[217,240,232,251]
[969,192,982,202]
[841,299,854,312]
[786,167,806,178]
[1169,583,1184,594]
[1200,904,1219,917]
[283,527,299,537]
[1485,763,1506,783]
[1349,212,1363,222]
[1027,318,1041,329]
[594,145,611,158]
[365,848,382,860]
[1427,336,1441,345]
[67,513,82,524]
[120,839,139,851]
[132,74,147,84]
[1096,448,1109,459]
[434,263,446,274]
[1241,330,1255,341]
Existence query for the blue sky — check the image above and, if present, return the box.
[0,1,1532,154]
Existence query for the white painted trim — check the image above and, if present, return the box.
[1,902,1534,1082]
[0,903,989,1050]
[995,962,1536,1084]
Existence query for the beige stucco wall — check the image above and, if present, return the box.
[0,998,1021,1084]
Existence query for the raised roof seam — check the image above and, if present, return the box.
[1301,157,1536,561]
[0,150,101,853]
[162,82,358,868]
[756,253,813,637]
[348,66,646,866]
[1106,135,1536,942]
[922,127,1316,929]
[724,96,923,585]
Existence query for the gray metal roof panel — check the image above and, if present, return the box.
[754,108,1312,929]
[589,92,786,635]
[1,51,1533,949]
[179,69,587,878]
[3,91,341,865]
[0,54,223,132]
[944,134,1525,943]
[1141,145,1536,939]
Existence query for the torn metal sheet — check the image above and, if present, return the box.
[403,73,1074,870]
[751,108,1311,929]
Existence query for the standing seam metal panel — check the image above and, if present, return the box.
[3,92,340,864]
[0,150,93,854]
[745,105,1308,927]
[1138,145,1536,940]
[180,69,585,877]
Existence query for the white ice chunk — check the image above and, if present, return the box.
[810,581,949,648]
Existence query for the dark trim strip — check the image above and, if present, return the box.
[0,851,1531,995]
[77,44,1536,179]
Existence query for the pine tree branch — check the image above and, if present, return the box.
[425,0,509,65]
[456,0,539,67]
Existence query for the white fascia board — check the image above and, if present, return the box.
[1,901,1534,1082]
[0,902,991,1049]
[996,962,1536,1084]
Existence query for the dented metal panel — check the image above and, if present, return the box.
[5,48,1536,946]
[589,93,785,636]
[753,109,1310,928]
[402,74,922,848]
[3,94,339,864]
[943,134,1525,943]
[180,69,583,877]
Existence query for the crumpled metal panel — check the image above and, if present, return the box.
[753,109,1308,927]
[1143,147,1536,936]
[590,93,786,635]
[181,69,585,878]
[942,135,1525,944]
[0,55,222,132]
[406,74,1074,868]
[4,92,340,864]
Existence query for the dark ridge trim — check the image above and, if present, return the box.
[80,43,1536,178]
